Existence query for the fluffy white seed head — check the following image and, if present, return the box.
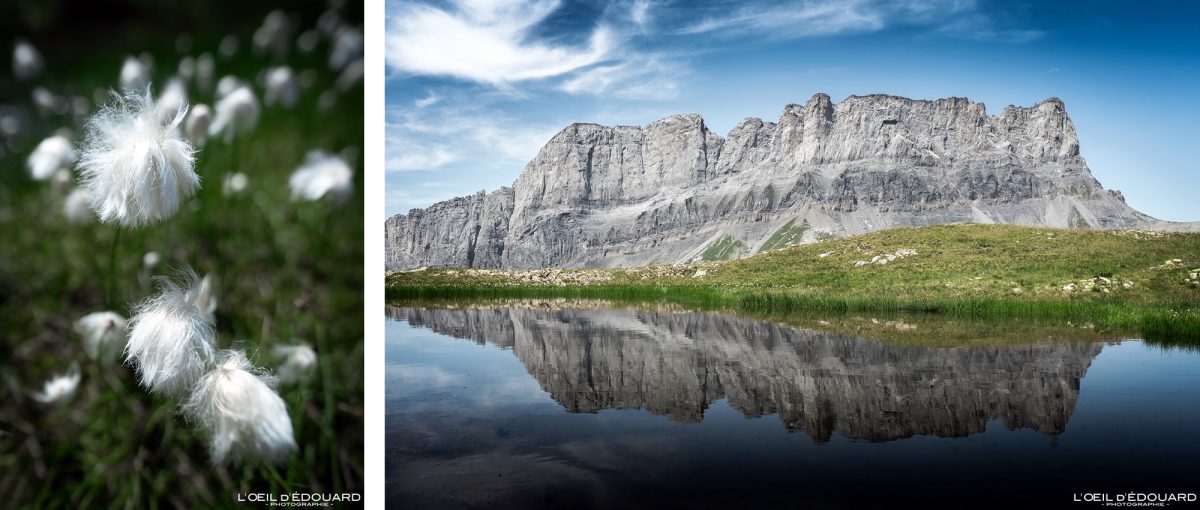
[196,53,215,93]
[223,172,248,195]
[119,56,150,92]
[71,95,91,116]
[178,56,196,82]
[183,350,297,464]
[75,311,128,361]
[264,67,298,108]
[126,270,218,397]
[219,35,239,58]
[272,344,317,383]
[297,30,319,54]
[78,88,198,227]
[156,77,189,126]
[143,251,161,270]
[253,10,291,57]
[318,9,343,35]
[195,273,218,323]
[13,40,44,80]
[328,26,362,71]
[32,365,81,404]
[289,150,353,202]
[63,187,95,224]
[215,75,242,99]
[209,86,260,143]
[52,168,74,193]
[32,87,68,115]
[185,104,212,146]
[335,59,363,92]
[27,135,77,181]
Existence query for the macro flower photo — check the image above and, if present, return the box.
[0,0,364,506]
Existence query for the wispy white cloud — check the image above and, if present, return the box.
[937,17,1044,43]
[630,0,651,30]
[387,141,459,171]
[386,0,615,85]
[414,92,442,108]
[677,0,886,38]
[673,0,1040,43]
[386,184,461,216]
[559,54,683,100]
[386,97,561,174]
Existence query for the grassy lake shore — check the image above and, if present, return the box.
[388,224,1200,341]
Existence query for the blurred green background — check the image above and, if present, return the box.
[0,0,364,507]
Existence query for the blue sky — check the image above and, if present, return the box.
[385,0,1200,221]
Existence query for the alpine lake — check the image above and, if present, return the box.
[386,299,1200,509]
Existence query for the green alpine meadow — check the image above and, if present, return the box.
[388,224,1200,342]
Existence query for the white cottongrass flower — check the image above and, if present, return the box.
[195,273,218,323]
[119,56,150,92]
[317,90,337,112]
[52,168,74,193]
[264,67,298,108]
[75,311,128,361]
[272,344,317,383]
[13,40,43,80]
[335,59,363,92]
[218,35,239,58]
[178,56,196,82]
[223,172,248,195]
[318,9,343,35]
[32,87,68,115]
[143,251,161,270]
[185,104,212,146]
[27,135,76,181]
[208,86,260,143]
[297,30,319,54]
[63,187,95,224]
[70,95,91,117]
[196,53,215,93]
[289,150,353,202]
[253,10,290,57]
[32,365,81,404]
[78,89,198,227]
[183,350,297,464]
[126,270,218,397]
[328,26,362,71]
[1,112,23,136]
[215,75,242,99]
[156,77,188,125]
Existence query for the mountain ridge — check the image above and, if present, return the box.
[387,93,1198,270]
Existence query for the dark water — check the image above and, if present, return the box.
[386,303,1200,509]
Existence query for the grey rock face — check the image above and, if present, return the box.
[387,93,1197,269]
[391,305,1103,441]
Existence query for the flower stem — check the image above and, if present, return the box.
[106,226,122,308]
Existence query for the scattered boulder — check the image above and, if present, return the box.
[1061,276,1135,294]
[853,248,917,267]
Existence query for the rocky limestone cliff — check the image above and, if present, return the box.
[387,93,1197,269]
[391,305,1104,441]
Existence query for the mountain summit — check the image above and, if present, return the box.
[387,93,1196,269]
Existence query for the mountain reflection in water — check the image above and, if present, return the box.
[388,302,1200,509]
[389,305,1101,442]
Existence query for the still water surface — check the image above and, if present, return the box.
[387,302,1200,509]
